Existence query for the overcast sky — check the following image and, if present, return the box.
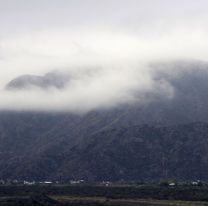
[0,0,208,112]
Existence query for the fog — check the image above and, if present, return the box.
[0,0,208,112]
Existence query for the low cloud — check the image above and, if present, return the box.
[0,28,208,112]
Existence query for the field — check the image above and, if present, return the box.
[1,184,208,205]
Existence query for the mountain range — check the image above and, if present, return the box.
[1,61,208,181]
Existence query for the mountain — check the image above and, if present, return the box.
[5,71,70,90]
[1,61,208,181]
[0,118,208,181]
[66,122,208,181]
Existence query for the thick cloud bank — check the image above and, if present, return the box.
[0,30,208,112]
[1,0,208,112]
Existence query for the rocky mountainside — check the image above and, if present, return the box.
[1,61,208,181]
[0,118,208,181]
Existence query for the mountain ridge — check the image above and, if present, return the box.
[1,61,208,181]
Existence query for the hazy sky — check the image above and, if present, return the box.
[0,0,208,112]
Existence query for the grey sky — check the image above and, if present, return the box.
[1,0,208,35]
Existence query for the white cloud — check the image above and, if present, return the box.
[0,0,208,112]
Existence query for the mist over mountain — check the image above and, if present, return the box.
[6,71,71,90]
[3,60,208,123]
[1,61,208,181]
[1,0,208,183]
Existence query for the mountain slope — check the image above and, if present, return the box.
[1,120,208,181]
[63,122,208,181]
[1,61,208,181]
[5,71,70,90]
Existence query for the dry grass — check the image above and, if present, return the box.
[52,196,208,206]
